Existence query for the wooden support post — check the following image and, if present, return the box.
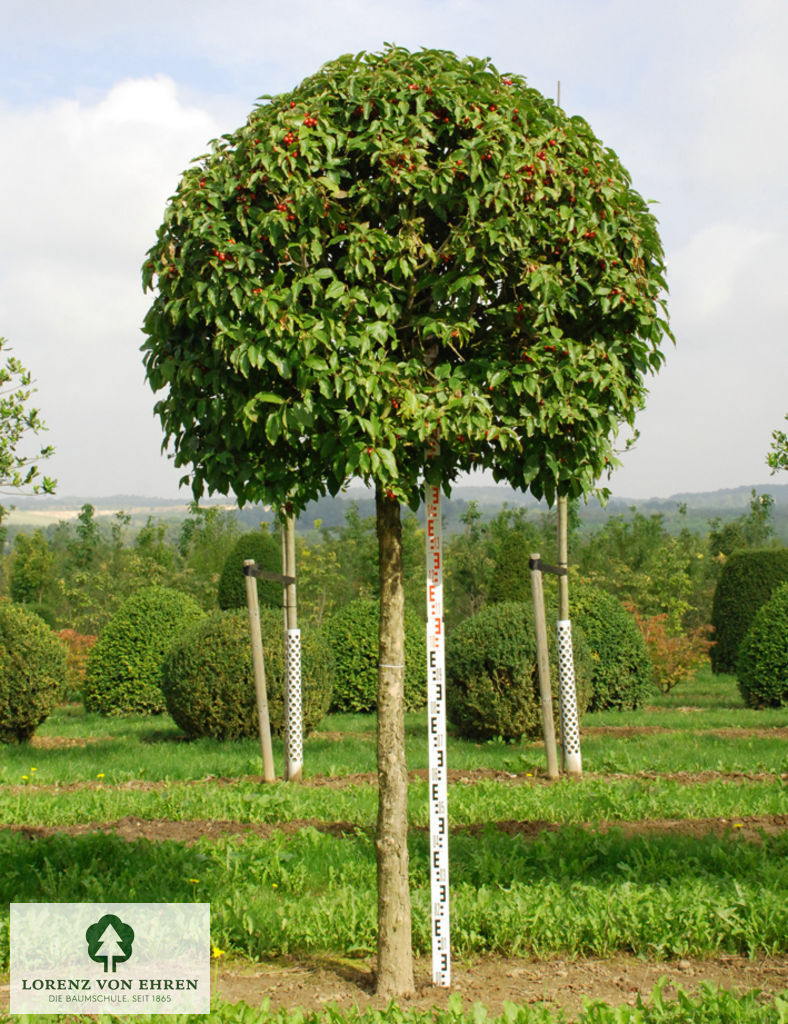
[244,558,276,783]
[529,553,560,780]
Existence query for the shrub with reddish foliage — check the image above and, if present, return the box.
[625,605,714,693]
[57,630,98,701]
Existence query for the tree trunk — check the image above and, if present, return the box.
[374,487,415,998]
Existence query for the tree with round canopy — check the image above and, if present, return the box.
[141,45,671,996]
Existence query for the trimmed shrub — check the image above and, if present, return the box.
[711,547,788,674]
[736,581,788,708]
[446,601,592,741]
[0,602,68,743]
[83,587,204,715]
[217,529,282,611]
[571,583,653,710]
[161,608,333,739]
[324,598,427,713]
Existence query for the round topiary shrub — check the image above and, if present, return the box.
[0,602,68,743]
[711,547,788,674]
[324,598,427,713]
[446,601,592,742]
[161,608,333,739]
[736,581,788,708]
[217,529,282,611]
[571,583,653,710]
[83,587,204,715]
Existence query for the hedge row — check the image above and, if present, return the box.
[711,547,788,674]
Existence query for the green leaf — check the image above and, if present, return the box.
[377,448,399,478]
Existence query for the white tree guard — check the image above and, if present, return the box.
[285,628,303,780]
[557,619,582,775]
[425,484,451,987]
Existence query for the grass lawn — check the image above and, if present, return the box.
[1,663,786,1022]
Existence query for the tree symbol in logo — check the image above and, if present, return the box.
[85,914,135,973]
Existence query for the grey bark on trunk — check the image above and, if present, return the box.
[374,487,415,998]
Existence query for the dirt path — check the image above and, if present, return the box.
[211,952,788,1018]
[2,953,786,1019]
[7,813,788,845]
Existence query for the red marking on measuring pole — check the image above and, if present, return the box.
[425,483,451,987]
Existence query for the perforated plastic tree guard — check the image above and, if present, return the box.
[285,628,303,780]
[557,619,582,775]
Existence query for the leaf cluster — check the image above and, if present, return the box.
[142,45,671,513]
[0,337,55,520]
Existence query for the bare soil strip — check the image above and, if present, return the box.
[2,952,786,1018]
[195,952,788,1019]
[29,725,788,750]
[6,813,787,846]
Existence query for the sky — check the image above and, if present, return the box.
[0,0,786,503]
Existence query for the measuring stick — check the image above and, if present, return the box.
[425,483,451,987]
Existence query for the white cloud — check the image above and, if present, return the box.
[669,224,780,325]
[0,3,787,499]
[0,77,221,497]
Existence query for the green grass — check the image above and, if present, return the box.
[5,669,786,787]
[2,826,787,966]
[1,662,787,1019]
[2,775,785,829]
[586,667,788,724]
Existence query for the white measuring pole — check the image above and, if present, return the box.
[425,483,451,987]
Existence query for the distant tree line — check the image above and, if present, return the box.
[0,489,780,646]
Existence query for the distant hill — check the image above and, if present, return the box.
[5,483,788,541]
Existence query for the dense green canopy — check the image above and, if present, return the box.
[142,45,670,513]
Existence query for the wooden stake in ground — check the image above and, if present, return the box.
[374,488,415,998]
[529,553,560,780]
[556,497,582,777]
[281,515,303,783]
[243,558,276,783]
